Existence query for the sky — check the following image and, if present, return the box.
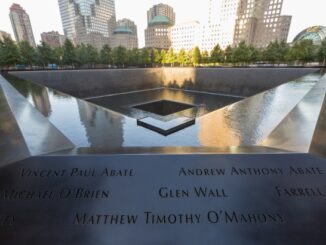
[0,0,325,47]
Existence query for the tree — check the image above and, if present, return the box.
[19,41,37,67]
[128,48,140,66]
[288,40,317,64]
[100,44,112,65]
[52,47,64,67]
[192,46,201,66]
[112,46,128,67]
[278,40,290,63]
[263,40,289,64]
[318,39,326,65]
[139,48,151,67]
[86,44,99,67]
[232,41,251,64]
[210,44,224,63]
[62,39,76,67]
[37,42,54,68]
[201,50,210,64]
[152,48,161,66]
[0,36,21,68]
[75,44,87,66]
[224,45,234,63]
[248,46,261,63]
[160,50,167,66]
[177,48,188,66]
[263,40,279,63]
[166,47,177,66]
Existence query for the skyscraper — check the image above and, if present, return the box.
[58,0,116,49]
[203,0,291,50]
[233,0,291,47]
[9,3,36,46]
[171,21,202,52]
[145,3,175,49]
[111,19,138,49]
[202,0,239,51]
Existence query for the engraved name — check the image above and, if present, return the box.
[275,186,325,197]
[0,215,15,226]
[20,168,134,178]
[158,187,228,198]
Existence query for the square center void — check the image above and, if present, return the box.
[132,100,195,116]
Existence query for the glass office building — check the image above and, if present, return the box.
[58,0,116,49]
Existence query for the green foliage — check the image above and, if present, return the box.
[160,50,168,66]
[86,44,99,66]
[278,41,290,63]
[263,40,290,63]
[177,49,188,66]
[2,37,326,69]
[139,48,151,66]
[201,50,210,64]
[152,49,162,65]
[75,44,87,65]
[210,44,224,63]
[192,47,201,66]
[248,46,261,63]
[100,44,112,65]
[62,39,76,66]
[224,45,234,63]
[128,48,140,66]
[165,48,177,66]
[112,46,128,67]
[232,41,251,64]
[288,40,317,63]
[52,47,64,66]
[19,41,37,66]
[0,37,21,67]
[37,42,54,67]
[318,39,326,64]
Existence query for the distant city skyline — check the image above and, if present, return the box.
[0,0,325,47]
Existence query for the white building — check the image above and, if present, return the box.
[171,21,201,52]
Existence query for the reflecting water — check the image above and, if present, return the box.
[198,74,320,147]
[87,88,242,120]
[3,72,321,149]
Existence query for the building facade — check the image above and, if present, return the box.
[171,21,201,52]
[41,31,66,48]
[0,31,12,41]
[201,0,239,51]
[111,19,138,49]
[145,3,175,49]
[58,0,116,49]
[9,3,36,46]
[233,0,291,47]
[202,0,291,50]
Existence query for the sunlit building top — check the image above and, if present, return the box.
[9,3,36,46]
[111,18,138,49]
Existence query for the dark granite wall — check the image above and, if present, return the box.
[10,67,319,98]
[162,67,320,96]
